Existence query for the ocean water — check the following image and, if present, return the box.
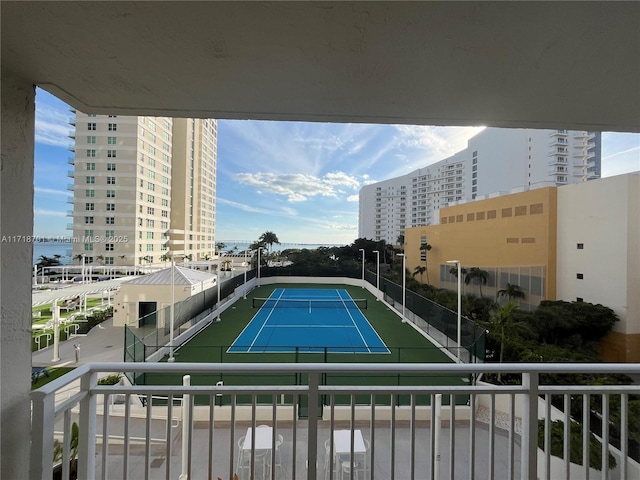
[32,241,344,265]
[218,241,346,254]
[33,242,73,265]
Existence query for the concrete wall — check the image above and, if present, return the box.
[1,70,35,478]
[557,173,640,362]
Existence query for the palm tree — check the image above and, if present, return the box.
[159,252,171,263]
[259,231,280,254]
[497,283,526,302]
[36,255,62,269]
[413,265,426,283]
[464,267,489,298]
[396,234,405,253]
[480,302,531,381]
[95,255,105,265]
[420,242,432,285]
[215,242,227,254]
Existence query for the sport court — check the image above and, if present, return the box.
[228,288,389,354]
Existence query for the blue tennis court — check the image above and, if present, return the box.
[228,288,390,353]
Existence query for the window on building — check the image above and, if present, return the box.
[105,244,114,251]
[106,203,115,211]
[147,195,155,203]
[147,207,155,215]
[107,150,116,158]
[84,243,94,251]
[84,216,94,224]
[85,203,94,211]
[87,123,96,131]
[108,123,117,131]
[107,177,116,185]
[106,217,115,225]
[87,136,96,144]
[106,190,115,198]
[86,176,95,184]
[107,136,117,145]
[105,230,114,237]
[577,273,584,279]
[147,232,154,239]
[577,243,584,249]
[84,229,94,237]
[85,189,95,197]
[104,257,114,265]
[107,163,116,171]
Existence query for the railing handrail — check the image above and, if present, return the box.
[31,362,640,480]
[32,361,640,396]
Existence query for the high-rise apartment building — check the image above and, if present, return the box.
[68,113,217,266]
[359,128,599,245]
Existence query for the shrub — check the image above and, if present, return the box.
[97,374,122,385]
[537,419,617,470]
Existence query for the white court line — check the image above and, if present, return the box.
[262,324,359,328]
[247,289,285,352]
[336,289,371,353]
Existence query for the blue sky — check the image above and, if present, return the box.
[34,89,640,245]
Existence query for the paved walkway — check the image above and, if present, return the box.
[32,317,126,368]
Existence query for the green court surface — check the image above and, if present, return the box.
[143,283,469,407]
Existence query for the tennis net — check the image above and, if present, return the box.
[252,297,367,310]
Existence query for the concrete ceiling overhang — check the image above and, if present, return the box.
[2,1,639,132]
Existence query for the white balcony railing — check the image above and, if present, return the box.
[31,363,640,480]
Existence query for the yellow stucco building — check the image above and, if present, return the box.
[405,187,558,309]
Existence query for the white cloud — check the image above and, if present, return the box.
[234,171,362,202]
[394,125,485,156]
[346,195,359,202]
[34,187,68,196]
[35,99,70,148]
[216,198,275,215]
[34,209,66,217]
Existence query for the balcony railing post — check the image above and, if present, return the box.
[307,372,319,480]
[77,370,98,480]
[30,390,56,480]
[521,372,539,480]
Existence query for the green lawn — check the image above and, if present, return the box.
[143,284,467,406]
[31,367,75,390]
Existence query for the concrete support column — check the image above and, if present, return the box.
[1,69,36,478]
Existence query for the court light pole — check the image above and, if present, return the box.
[446,259,462,362]
[359,248,365,288]
[398,253,406,322]
[168,255,176,362]
[372,250,380,300]
[257,247,263,280]
[216,257,221,321]
[243,249,248,299]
